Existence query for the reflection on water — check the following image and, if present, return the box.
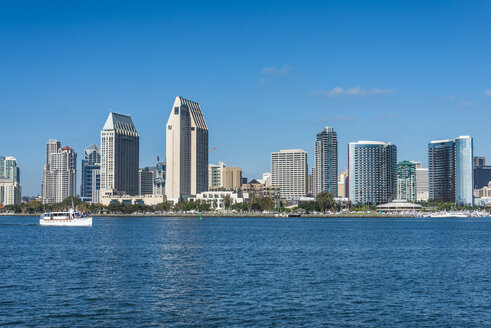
[0,216,490,327]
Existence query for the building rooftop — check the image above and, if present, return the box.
[350,141,393,146]
[175,96,208,130]
[275,149,307,153]
[103,111,138,133]
[84,144,100,155]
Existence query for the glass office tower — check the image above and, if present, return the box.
[428,136,473,206]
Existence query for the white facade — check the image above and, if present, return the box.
[100,111,139,196]
[208,161,226,189]
[192,191,249,210]
[165,96,208,202]
[262,172,271,187]
[42,140,77,204]
[411,161,429,201]
[0,181,21,205]
[99,191,166,206]
[271,149,308,200]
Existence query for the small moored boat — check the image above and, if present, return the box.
[40,208,92,226]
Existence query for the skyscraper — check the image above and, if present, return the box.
[411,161,429,201]
[397,160,416,202]
[0,156,21,205]
[313,126,338,197]
[271,149,308,200]
[165,96,208,202]
[42,140,77,204]
[100,111,140,196]
[428,136,473,206]
[80,144,101,202]
[348,141,397,205]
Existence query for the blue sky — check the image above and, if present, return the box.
[1,0,491,196]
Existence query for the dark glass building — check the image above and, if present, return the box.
[474,157,491,190]
[81,144,101,202]
[428,136,473,206]
[313,126,338,197]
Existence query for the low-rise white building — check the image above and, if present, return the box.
[99,190,166,206]
[191,191,249,209]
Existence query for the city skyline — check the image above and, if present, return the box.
[1,1,491,195]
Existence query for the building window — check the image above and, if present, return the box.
[168,125,172,130]
[174,107,179,114]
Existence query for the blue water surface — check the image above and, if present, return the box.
[0,216,490,327]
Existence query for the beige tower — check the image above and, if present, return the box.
[222,167,242,189]
[165,96,208,202]
[100,111,140,196]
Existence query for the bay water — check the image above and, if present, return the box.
[0,216,490,327]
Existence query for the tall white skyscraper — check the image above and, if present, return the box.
[313,126,338,197]
[271,149,308,200]
[42,139,77,204]
[165,96,209,202]
[100,111,140,196]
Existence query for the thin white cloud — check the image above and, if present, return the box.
[484,89,491,96]
[453,101,475,109]
[313,86,394,97]
[260,65,290,77]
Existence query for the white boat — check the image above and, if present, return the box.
[430,211,469,218]
[40,208,92,226]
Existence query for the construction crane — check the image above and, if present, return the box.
[209,147,217,153]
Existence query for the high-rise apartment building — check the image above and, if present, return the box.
[0,156,21,205]
[81,144,101,202]
[100,111,139,196]
[428,136,473,206]
[337,171,348,198]
[42,139,77,204]
[208,161,226,189]
[165,96,208,202]
[348,141,397,205]
[397,161,416,202]
[271,149,308,200]
[222,167,242,189]
[313,126,338,197]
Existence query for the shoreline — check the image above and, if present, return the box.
[1,212,488,218]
